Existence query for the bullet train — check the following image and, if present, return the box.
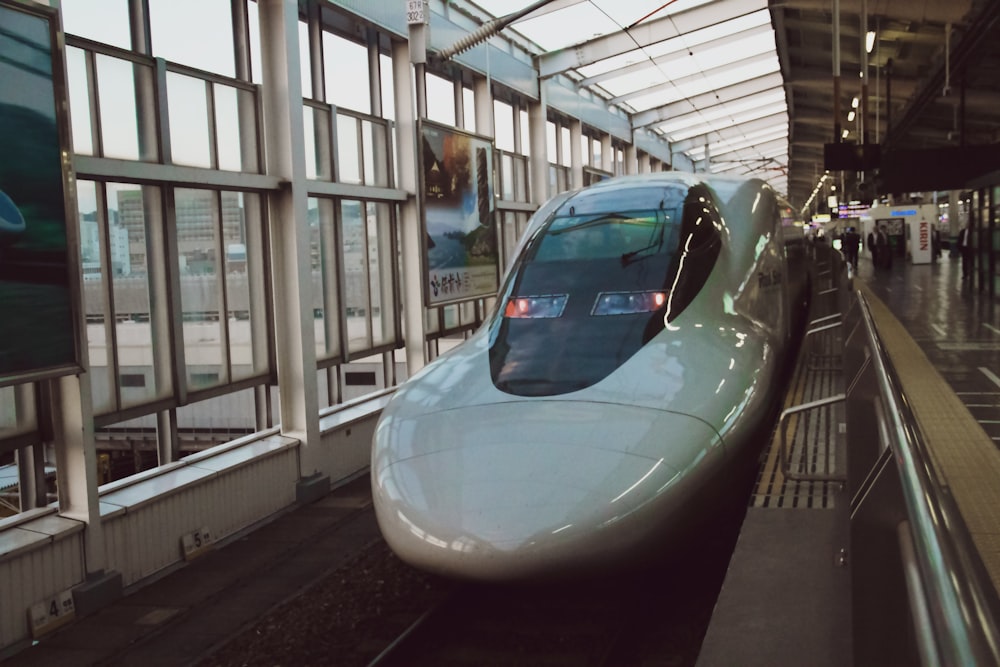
[371,172,808,581]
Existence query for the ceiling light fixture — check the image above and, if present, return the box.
[866,30,876,53]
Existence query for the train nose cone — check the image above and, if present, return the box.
[372,401,723,580]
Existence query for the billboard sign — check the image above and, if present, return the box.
[0,0,81,386]
[418,120,499,306]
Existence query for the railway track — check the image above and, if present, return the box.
[364,506,747,667]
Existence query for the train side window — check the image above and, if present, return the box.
[663,186,724,322]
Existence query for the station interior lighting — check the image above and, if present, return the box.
[866,30,876,53]
[800,171,831,215]
[848,110,856,122]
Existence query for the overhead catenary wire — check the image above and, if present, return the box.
[436,0,561,61]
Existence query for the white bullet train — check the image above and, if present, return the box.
[372,172,808,581]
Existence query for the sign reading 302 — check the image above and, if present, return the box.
[406,0,428,25]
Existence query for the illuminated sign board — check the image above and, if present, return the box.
[837,201,870,218]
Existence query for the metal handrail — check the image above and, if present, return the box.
[856,291,1000,666]
[778,393,847,482]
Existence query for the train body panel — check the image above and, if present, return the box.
[372,172,807,581]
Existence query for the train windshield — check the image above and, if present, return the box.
[531,212,676,265]
[489,182,723,396]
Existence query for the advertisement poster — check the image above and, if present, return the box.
[0,1,79,385]
[419,120,499,306]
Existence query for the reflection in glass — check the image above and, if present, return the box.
[176,188,224,390]
[463,86,475,133]
[224,248,253,379]
[299,19,311,99]
[304,108,318,179]
[107,183,161,407]
[368,202,395,347]
[426,73,455,126]
[77,180,115,413]
[62,0,131,49]
[167,73,211,168]
[336,114,361,184]
[231,192,267,380]
[323,33,370,113]
[308,197,327,356]
[501,210,519,271]
[494,100,514,152]
[342,200,370,352]
[96,55,142,160]
[66,47,93,155]
[149,0,234,77]
[215,85,258,172]
[305,106,332,180]
[362,121,376,185]
[247,0,261,85]
[560,126,571,166]
[546,121,557,162]
[379,53,394,120]
[315,198,341,359]
[500,154,514,201]
[519,109,529,155]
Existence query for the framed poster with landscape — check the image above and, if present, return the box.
[417,119,499,307]
[0,0,82,387]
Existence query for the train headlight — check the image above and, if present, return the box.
[503,294,569,318]
[591,290,668,316]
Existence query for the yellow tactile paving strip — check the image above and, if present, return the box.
[860,283,1000,596]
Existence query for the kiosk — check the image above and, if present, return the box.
[865,204,938,265]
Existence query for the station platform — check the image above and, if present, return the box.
[1,474,384,666]
[4,251,999,667]
[698,250,1000,667]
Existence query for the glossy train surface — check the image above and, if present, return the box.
[372,172,807,581]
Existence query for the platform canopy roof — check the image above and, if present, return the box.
[471,0,1000,212]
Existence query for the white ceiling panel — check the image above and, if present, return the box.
[472,0,791,196]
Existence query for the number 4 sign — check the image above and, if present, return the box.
[28,589,76,638]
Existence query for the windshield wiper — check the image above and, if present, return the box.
[620,225,666,266]
[549,213,631,235]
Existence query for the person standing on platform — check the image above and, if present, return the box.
[867,228,877,267]
[876,225,891,269]
[843,226,860,270]
[932,226,941,262]
[958,222,974,280]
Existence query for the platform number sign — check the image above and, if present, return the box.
[181,526,214,561]
[28,589,76,638]
[407,0,428,25]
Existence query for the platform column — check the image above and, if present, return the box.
[49,373,123,612]
[394,39,427,374]
[600,134,613,174]
[569,119,583,190]
[528,89,549,205]
[949,190,963,257]
[257,0,324,494]
[625,143,638,175]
